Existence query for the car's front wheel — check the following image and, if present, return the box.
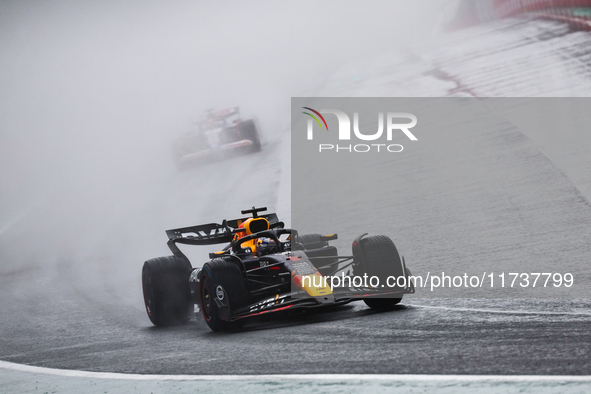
[200,258,250,332]
[354,235,405,311]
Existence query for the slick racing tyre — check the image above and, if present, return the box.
[200,258,250,332]
[239,119,261,152]
[298,233,337,276]
[142,256,193,326]
[354,235,404,311]
[298,233,328,250]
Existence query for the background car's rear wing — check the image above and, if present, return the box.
[199,107,240,123]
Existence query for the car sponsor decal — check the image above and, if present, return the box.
[248,294,289,312]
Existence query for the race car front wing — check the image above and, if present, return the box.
[217,282,415,322]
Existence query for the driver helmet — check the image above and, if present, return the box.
[233,217,270,255]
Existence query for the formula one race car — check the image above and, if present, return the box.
[141,207,415,331]
[171,107,261,169]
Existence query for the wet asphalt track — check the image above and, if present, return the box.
[2,272,591,375]
[2,17,591,377]
[1,131,590,375]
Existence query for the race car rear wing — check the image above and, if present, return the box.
[165,213,284,247]
[199,107,240,123]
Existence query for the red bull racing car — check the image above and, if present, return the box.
[171,107,261,169]
[141,207,415,331]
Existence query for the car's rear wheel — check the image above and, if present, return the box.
[298,233,338,276]
[298,233,328,250]
[200,258,250,332]
[142,256,193,326]
[354,235,404,311]
[239,119,261,152]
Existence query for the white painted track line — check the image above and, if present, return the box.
[1,360,591,382]
[413,304,591,317]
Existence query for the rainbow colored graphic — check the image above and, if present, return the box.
[302,107,329,131]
